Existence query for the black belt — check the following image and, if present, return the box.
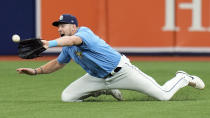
[103,67,122,79]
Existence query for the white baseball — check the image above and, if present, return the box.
[12,34,20,43]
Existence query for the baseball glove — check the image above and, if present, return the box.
[18,38,46,59]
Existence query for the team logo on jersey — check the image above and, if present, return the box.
[75,51,83,58]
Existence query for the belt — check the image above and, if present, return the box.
[103,67,122,79]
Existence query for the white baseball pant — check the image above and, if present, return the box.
[61,56,190,102]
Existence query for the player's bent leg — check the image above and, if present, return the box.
[62,89,123,102]
[108,64,191,101]
[61,73,106,102]
[61,73,123,102]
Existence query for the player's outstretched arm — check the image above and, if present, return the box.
[41,35,82,49]
[16,59,65,75]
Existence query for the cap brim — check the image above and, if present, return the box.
[52,21,68,27]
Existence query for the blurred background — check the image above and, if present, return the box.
[0,0,210,56]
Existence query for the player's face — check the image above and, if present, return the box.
[58,24,76,37]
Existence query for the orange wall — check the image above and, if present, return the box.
[41,0,106,40]
[41,0,210,48]
[107,0,174,47]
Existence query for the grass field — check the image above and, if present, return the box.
[0,60,209,118]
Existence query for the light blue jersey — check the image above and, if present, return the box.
[57,27,121,78]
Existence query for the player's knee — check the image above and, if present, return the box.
[61,91,82,102]
[61,91,69,102]
[157,95,171,101]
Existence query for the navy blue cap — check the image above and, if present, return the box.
[52,14,78,27]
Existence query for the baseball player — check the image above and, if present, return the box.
[16,14,205,102]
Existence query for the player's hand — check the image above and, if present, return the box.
[41,40,49,49]
[16,68,36,75]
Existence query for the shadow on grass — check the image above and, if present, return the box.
[84,96,197,102]
[0,96,197,103]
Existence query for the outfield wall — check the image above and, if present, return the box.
[41,0,210,55]
[0,0,36,55]
[1,0,210,55]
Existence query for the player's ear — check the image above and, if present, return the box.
[71,24,77,32]
[73,24,77,29]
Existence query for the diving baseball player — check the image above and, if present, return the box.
[16,14,205,102]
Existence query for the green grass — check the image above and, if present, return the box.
[0,60,210,118]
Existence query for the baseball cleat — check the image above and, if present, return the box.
[176,71,205,89]
[106,89,123,101]
[189,75,205,89]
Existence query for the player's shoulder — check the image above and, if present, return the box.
[78,26,92,32]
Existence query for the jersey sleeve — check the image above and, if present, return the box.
[57,47,71,64]
[74,27,96,48]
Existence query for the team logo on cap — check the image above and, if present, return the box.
[71,20,74,23]
[59,15,63,20]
